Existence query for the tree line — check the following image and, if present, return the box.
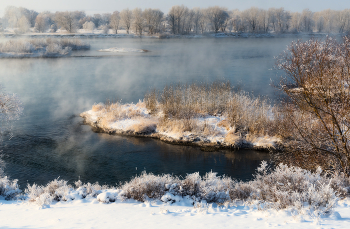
[1,5,350,35]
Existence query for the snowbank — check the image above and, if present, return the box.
[99,47,148,53]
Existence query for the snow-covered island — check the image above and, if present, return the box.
[0,38,90,58]
[81,83,281,151]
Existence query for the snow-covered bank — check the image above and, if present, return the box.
[1,197,349,229]
[1,162,350,228]
[1,29,333,40]
[0,38,90,58]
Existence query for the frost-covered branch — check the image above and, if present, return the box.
[0,84,22,138]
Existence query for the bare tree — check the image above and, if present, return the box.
[335,9,350,33]
[83,21,95,31]
[290,12,302,32]
[143,9,164,35]
[206,6,229,33]
[54,11,77,33]
[35,12,51,32]
[168,5,188,34]
[242,7,260,33]
[191,8,203,34]
[300,9,314,32]
[277,37,350,175]
[132,8,144,36]
[110,11,120,34]
[120,9,133,34]
[313,12,325,32]
[17,16,30,33]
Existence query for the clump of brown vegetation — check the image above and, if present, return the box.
[145,81,276,138]
[276,36,350,175]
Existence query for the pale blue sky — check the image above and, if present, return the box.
[0,0,348,16]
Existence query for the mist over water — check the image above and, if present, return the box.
[0,37,294,188]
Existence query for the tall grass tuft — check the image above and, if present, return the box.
[145,81,275,136]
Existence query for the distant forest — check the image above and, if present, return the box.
[1,5,350,35]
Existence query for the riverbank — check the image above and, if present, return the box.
[0,30,333,39]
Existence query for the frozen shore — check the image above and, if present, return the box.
[80,101,281,151]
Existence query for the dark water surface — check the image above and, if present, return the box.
[0,37,295,188]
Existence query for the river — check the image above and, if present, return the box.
[0,37,296,188]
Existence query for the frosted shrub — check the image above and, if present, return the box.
[232,162,346,213]
[120,172,180,201]
[25,178,111,206]
[199,172,232,203]
[26,179,72,205]
[0,176,21,200]
[144,81,275,136]
[119,162,349,214]
[120,171,233,204]
[45,43,71,56]
[74,180,107,198]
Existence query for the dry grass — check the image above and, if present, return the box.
[224,130,241,145]
[217,119,231,131]
[157,118,198,134]
[92,103,104,112]
[126,117,157,134]
[145,81,275,137]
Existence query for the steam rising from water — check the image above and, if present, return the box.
[0,37,294,187]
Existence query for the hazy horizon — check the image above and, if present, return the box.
[1,0,349,17]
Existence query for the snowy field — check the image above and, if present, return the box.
[1,197,350,228]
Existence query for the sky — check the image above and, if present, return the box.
[0,0,349,17]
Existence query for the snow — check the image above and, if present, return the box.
[99,47,148,53]
[1,196,349,228]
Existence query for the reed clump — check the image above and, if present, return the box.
[145,81,275,136]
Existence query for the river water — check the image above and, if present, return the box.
[0,37,296,188]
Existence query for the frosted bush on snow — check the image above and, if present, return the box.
[0,176,21,200]
[120,162,350,214]
[231,162,342,213]
[6,162,348,216]
[25,179,109,206]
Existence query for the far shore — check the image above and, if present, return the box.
[0,30,335,39]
